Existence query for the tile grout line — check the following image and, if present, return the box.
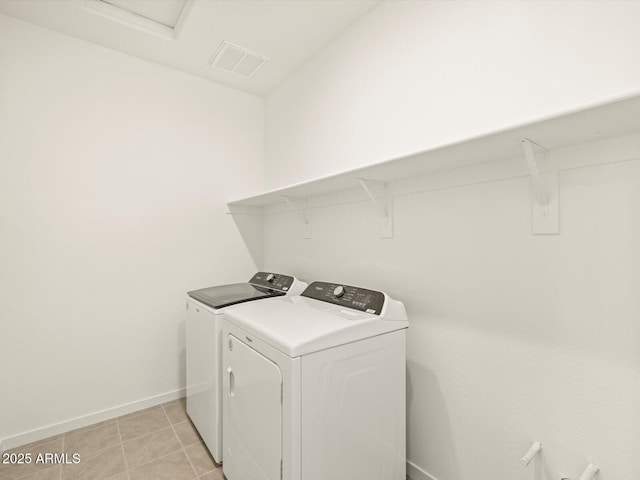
[117,405,172,457]
[59,432,65,480]
[121,445,192,477]
[114,419,131,480]
[162,403,199,480]
[10,437,64,480]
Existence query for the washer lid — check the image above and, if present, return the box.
[187,272,306,310]
[187,283,284,310]
[224,295,408,357]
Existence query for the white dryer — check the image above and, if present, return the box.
[222,281,408,480]
[186,272,307,464]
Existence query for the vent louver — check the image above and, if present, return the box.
[209,41,269,78]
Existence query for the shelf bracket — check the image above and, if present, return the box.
[358,178,393,238]
[521,138,559,235]
[281,195,311,239]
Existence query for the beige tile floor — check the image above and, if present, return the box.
[0,398,223,480]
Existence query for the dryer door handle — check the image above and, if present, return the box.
[227,367,235,397]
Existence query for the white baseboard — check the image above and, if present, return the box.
[407,460,438,480]
[0,388,185,451]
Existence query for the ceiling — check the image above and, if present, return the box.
[0,0,381,96]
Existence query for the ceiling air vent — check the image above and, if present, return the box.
[209,41,270,78]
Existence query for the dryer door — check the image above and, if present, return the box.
[224,334,282,480]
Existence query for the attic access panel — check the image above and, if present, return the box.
[102,0,187,28]
[84,0,192,39]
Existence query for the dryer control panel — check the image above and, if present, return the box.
[301,281,385,315]
[249,272,295,292]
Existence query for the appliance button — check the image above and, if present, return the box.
[333,285,345,298]
[266,273,275,282]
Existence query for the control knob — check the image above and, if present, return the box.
[266,273,275,282]
[333,285,346,298]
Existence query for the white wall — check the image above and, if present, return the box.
[262,1,640,479]
[262,134,640,480]
[265,0,640,189]
[0,14,263,445]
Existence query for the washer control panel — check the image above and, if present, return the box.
[301,281,385,315]
[249,272,294,292]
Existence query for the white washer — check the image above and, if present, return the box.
[186,272,307,464]
[222,281,408,480]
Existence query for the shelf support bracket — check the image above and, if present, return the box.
[521,139,559,235]
[358,178,393,238]
[281,195,311,239]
